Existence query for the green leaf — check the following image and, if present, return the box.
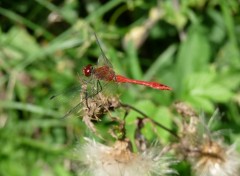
[183,71,234,112]
[218,72,240,90]
[188,95,215,112]
[204,84,233,102]
[153,106,172,143]
[175,25,211,93]
[144,44,177,81]
[3,27,40,56]
[125,41,142,79]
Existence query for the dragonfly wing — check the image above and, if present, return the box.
[62,102,82,119]
[97,54,113,68]
[97,79,119,97]
[83,78,115,99]
[93,33,113,68]
[83,78,102,98]
[50,85,82,100]
[50,85,84,118]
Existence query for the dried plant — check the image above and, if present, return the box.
[76,138,177,176]
[174,102,240,176]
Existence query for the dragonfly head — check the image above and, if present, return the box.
[83,64,93,77]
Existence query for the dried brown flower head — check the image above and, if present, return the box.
[174,102,240,176]
[193,140,240,176]
[81,89,120,132]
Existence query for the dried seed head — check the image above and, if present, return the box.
[80,84,120,132]
[76,138,177,176]
[193,141,240,176]
[174,104,240,176]
[174,101,197,118]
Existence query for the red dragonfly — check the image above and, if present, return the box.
[83,33,171,92]
[51,33,171,118]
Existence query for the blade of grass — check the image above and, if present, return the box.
[220,0,240,67]
[0,100,61,117]
[19,137,66,153]
[220,0,238,48]
[35,0,75,24]
[143,44,177,80]
[0,7,53,40]
[125,41,142,79]
[15,37,84,71]
[86,0,126,23]
[19,119,65,128]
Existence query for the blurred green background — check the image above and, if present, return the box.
[0,0,240,175]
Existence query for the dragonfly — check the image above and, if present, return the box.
[82,33,172,91]
[51,33,172,118]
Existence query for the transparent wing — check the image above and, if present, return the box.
[93,33,113,68]
[83,78,102,98]
[62,102,82,119]
[50,85,84,118]
[50,85,82,100]
[97,55,113,68]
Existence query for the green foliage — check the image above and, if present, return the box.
[0,0,240,175]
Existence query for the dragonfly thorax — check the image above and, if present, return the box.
[83,64,93,77]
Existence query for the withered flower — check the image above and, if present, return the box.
[76,138,177,176]
[174,102,240,176]
[193,140,240,176]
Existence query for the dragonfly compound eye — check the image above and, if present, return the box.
[83,64,93,77]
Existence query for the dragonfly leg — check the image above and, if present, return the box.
[61,102,81,119]
[84,80,102,110]
[97,80,102,94]
[85,92,90,110]
[90,80,102,97]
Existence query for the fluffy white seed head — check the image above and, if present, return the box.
[76,138,177,176]
[193,141,240,176]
